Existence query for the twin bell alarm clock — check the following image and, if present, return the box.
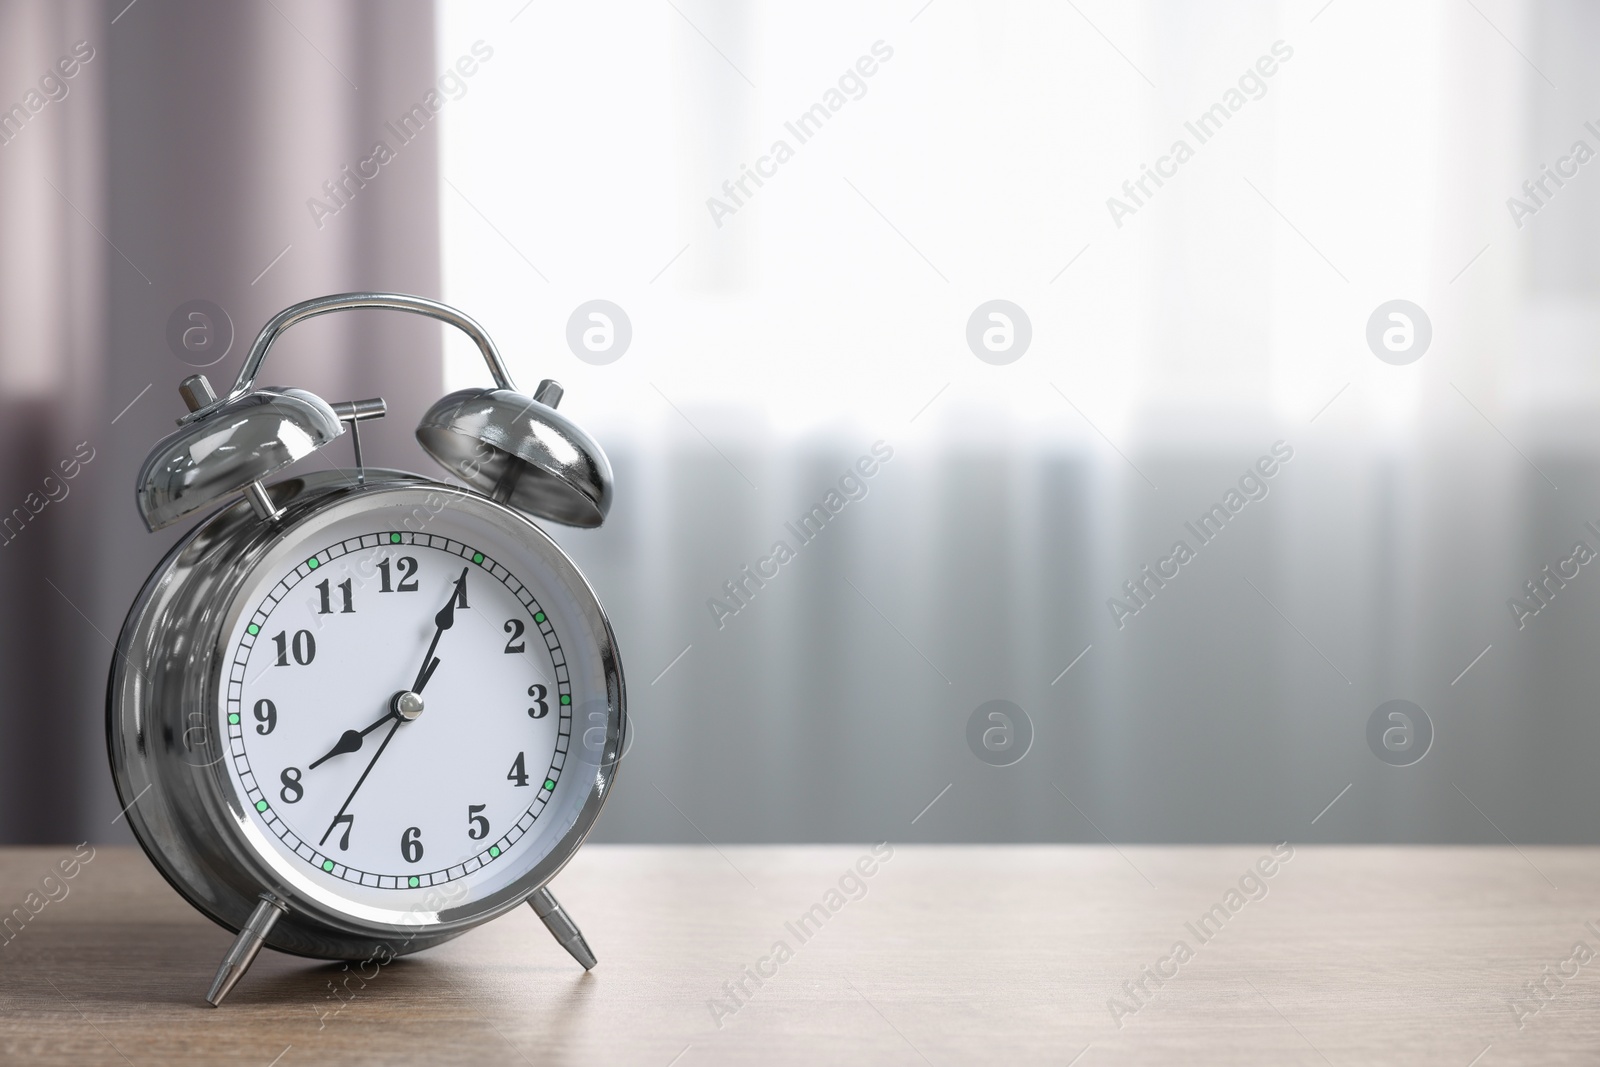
[107,293,625,1005]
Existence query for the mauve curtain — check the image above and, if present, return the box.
[0,0,443,844]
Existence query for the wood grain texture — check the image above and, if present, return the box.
[0,844,1595,1065]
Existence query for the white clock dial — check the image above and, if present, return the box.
[217,502,602,914]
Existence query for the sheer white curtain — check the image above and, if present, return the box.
[437,0,1595,843]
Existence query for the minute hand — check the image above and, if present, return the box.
[411,567,469,694]
[321,717,401,847]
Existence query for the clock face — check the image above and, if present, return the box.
[214,491,617,922]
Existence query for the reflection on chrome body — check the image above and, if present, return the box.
[135,387,342,530]
[416,386,613,528]
[107,469,626,963]
[114,292,624,1004]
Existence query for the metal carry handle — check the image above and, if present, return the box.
[186,293,516,421]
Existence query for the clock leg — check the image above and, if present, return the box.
[528,888,597,970]
[206,894,288,1007]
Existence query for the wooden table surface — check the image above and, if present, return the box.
[1,844,1597,1065]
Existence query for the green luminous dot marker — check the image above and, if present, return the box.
[489,846,500,858]
[255,800,268,812]
[228,714,240,725]
[307,557,319,569]
[408,876,420,888]
[534,612,546,623]
[472,552,484,564]
[247,624,260,636]
[322,860,335,872]
[390,532,401,544]
[544,779,556,791]
[560,694,571,706]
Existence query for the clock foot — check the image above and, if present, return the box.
[206,894,288,1006]
[529,887,596,970]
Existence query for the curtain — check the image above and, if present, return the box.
[444,0,1600,845]
[0,0,442,843]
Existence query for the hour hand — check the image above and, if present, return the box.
[308,727,368,770]
[410,568,468,694]
[308,695,418,769]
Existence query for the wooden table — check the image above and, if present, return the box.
[0,844,1595,1064]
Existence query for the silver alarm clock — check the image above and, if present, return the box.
[107,293,625,1006]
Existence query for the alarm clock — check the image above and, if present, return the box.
[107,293,625,1006]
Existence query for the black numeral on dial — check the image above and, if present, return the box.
[503,619,525,653]
[400,826,424,863]
[279,767,303,803]
[467,804,489,840]
[528,684,549,719]
[316,577,355,614]
[378,556,419,593]
[253,698,277,735]
[273,629,315,666]
[321,813,354,851]
[507,752,529,787]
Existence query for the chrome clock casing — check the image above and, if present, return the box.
[416,387,613,527]
[135,387,345,531]
[107,468,626,960]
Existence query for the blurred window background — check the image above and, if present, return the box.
[435,0,1600,845]
[2,0,1597,845]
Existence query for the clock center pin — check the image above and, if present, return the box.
[391,691,425,721]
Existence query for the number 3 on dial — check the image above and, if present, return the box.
[528,683,548,719]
